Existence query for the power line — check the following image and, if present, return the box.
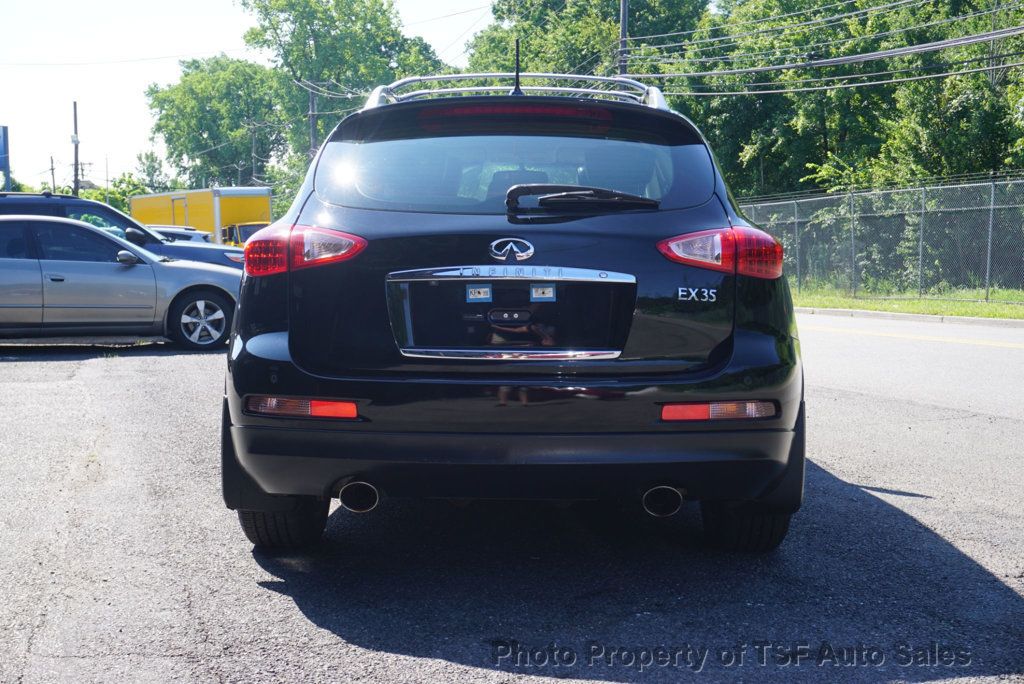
[1,48,247,67]
[662,58,1024,95]
[629,1,1022,66]
[401,4,490,27]
[628,0,929,51]
[681,49,1024,90]
[630,25,1024,78]
[626,0,870,42]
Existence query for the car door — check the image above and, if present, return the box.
[0,221,43,334]
[30,220,157,332]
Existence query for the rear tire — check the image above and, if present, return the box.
[168,289,233,350]
[700,501,791,552]
[237,498,329,550]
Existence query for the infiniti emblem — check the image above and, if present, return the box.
[489,238,535,262]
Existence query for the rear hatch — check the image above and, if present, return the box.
[287,98,735,378]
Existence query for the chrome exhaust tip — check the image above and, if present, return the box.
[642,486,683,518]
[338,481,379,513]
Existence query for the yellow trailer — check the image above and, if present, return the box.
[129,187,273,246]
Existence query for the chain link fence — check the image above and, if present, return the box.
[740,179,1024,303]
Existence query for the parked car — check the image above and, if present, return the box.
[0,193,244,269]
[0,215,240,350]
[150,225,211,243]
[222,74,804,552]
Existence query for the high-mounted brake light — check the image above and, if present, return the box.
[419,103,614,121]
[657,226,783,279]
[245,395,359,420]
[244,224,367,277]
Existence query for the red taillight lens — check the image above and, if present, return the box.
[657,226,782,279]
[244,224,290,276]
[245,395,359,420]
[290,225,367,271]
[733,226,784,279]
[244,224,366,277]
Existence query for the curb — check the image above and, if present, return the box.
[795,307,1024,328]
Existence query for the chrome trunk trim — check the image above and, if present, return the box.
[398,348,621,361]
[386,265,635,284]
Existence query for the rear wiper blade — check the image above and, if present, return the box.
[506,184,659,212]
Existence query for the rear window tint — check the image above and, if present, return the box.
[315,100,716,214]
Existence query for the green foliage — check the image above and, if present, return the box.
[79,173,151,213]
[468,0,706,75]
[147,55,286,187]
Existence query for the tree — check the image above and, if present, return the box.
[467,0,707,74]
[136,150,174,192]
[147,55,286,187]
[79,173,151,213]
[241,0,443,154]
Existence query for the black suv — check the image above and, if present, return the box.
[222,75,804,552]
[0,193,244,268]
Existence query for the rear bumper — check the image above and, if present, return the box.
[224,329,804,509]
[230,424,798,502]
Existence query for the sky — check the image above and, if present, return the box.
[0,0,493,188]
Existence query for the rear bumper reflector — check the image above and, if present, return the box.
[661,401,776,422]
[245,395,358,420]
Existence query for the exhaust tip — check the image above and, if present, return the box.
[339,481,379,513]
[642,486,683,518]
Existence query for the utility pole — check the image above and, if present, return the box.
[104,155,109,204]
[618,0,629,75]
[308,90,318,158]
[71,101,80,196]
[251,128,257,185]
[49,156,56,192]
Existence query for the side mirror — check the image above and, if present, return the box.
[125,227,148,245]
[116,250,141,265]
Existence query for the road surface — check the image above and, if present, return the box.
[0,313,1021,682]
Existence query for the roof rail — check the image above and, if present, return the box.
[363,73,670,111]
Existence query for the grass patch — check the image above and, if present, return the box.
[793,289,1024,319]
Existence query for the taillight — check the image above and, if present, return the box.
[245,395,359,420]
[244,224,290,276]
[661,401,776,422]
[290,225,366,270]
[657,226,783,279]
[244,224,366,277]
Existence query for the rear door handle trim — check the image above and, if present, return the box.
[47,275,65,282]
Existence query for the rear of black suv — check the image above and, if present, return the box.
[223,95,804,552]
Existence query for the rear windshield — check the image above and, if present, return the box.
[314,100,716,214]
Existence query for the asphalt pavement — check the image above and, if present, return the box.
[0,312,1022,683]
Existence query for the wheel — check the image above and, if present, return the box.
[168,290,233,350]
[700,501,791,552]
[237,498,329,550]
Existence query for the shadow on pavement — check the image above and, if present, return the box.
[253,462,1024,681]
[0,342,223,362]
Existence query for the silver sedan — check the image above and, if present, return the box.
[0,215,242,350]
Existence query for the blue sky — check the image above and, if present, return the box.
[0,0,493,186]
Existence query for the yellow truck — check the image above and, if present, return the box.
[129,187,273,246]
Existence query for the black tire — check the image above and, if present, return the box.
[237,498,329,550]
[168,289,234,350]
[700,501,791,552]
